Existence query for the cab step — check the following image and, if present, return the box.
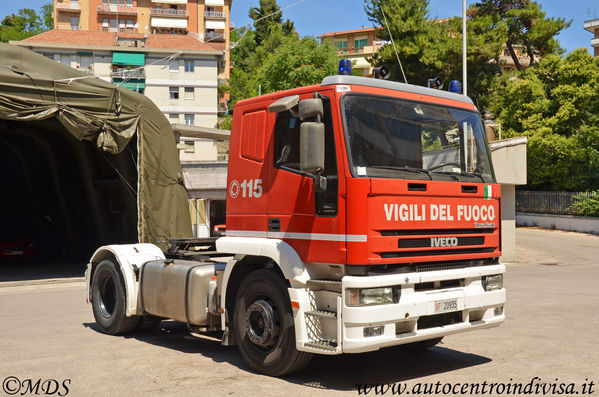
[305,310,337,319]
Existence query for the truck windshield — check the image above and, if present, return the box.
[341,94,495,183]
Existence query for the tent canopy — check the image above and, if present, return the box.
[0,43,192,247]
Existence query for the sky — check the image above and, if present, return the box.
[1,0,596,54]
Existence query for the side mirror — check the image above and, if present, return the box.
[298,98,323,121]
[300,121,325,175]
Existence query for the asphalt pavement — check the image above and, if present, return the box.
[0,227,597,396]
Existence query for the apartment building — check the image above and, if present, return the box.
[51,0,231,100]
[319,27,384,76]
[584,18,599,56]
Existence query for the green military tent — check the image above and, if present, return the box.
[0,43,191,255]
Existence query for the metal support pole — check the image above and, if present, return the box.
[462,0,467,96]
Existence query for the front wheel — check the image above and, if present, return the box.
[91,259,139,335]
[234,269,312,376]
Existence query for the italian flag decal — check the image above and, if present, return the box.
[484,185,493,199]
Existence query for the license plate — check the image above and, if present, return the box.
[434,298,458,314]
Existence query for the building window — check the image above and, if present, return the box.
[126,0,133,6]
[184,60,195,72]
[169,86,179,99]
[355,39,368,49]
[169,113,179,122]
[185,114,195,126]
[169,60,178,72]
[335,41,347,50]
[184,87,194,100]
[70,16,79,30]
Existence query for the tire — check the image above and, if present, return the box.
[405,337,443,350]
[234,269,312,376]
[91,259,139,335]
[135,315,162,332]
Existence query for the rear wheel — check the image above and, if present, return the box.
[234,269,312,376]
[91,259,139,335]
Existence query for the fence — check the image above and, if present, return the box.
[516,191,595,215]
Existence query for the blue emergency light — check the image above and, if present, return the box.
[449,80,462,94]
[338,59,352,75]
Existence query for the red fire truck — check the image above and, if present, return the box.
[86,74,505,376]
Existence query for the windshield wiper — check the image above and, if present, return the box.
[369,165,432,180]
[432,170,485,183]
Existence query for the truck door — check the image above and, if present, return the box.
[267,90,346,265]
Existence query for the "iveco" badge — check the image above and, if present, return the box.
[431,237,458,247]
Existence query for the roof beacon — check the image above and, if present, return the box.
[338,59,352,75]
[449,80,462,94]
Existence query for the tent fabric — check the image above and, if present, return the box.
[112,52,145,66]
[0,43,192,246]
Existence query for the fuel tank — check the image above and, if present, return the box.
[140,259,221,326]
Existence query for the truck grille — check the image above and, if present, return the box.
[381,247,495,258]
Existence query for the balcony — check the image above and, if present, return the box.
[592,37,599,47]
[97,5,138,15]
[55,24,80,30]
[205,31,225,42]
[111,68,145,79]
[98,26,137,33]
[204,11,225,19]
[55,2,81,12]
[150,8,189,17]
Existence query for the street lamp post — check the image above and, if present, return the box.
[462,0,467,96]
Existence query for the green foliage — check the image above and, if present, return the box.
[364,0,507,107]
[257,36,338,93]
[228,1,336,107]
[248,0,294,46]
[219,114,232,130]
[490,50,599,191]
[569,192,599,217]
[472,0,571,70]
[0,4,52,42]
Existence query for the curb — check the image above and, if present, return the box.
[0,277,85,288]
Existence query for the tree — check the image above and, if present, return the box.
[228,1,333,106]
[0,4,53,43]
[41,3,53,31]
[364,0,507,106]
[257,35,338,93]
[471,0,571,70]
[249,0,294,46]
[489,50,599,191]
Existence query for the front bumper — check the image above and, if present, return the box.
[293,264,505,354]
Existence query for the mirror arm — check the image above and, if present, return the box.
[313,170,327,193]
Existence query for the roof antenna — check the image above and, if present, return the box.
[380,4,407,84]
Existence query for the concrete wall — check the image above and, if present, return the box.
[517,213,599,235]
[489,137,527,262]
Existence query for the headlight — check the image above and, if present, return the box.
[482,274,503,291]
[347,286,400,306]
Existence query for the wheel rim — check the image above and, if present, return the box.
[98,275,117,318]
[244,299,280,350]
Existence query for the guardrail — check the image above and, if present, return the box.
[204,11,225,18]
[111,69,146,79]
[516,191,595,215]
[205,32,225,41]
[97,5,138,14]
[55,2,81,11]
[150,8,189,16]
[98,26,136,32]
